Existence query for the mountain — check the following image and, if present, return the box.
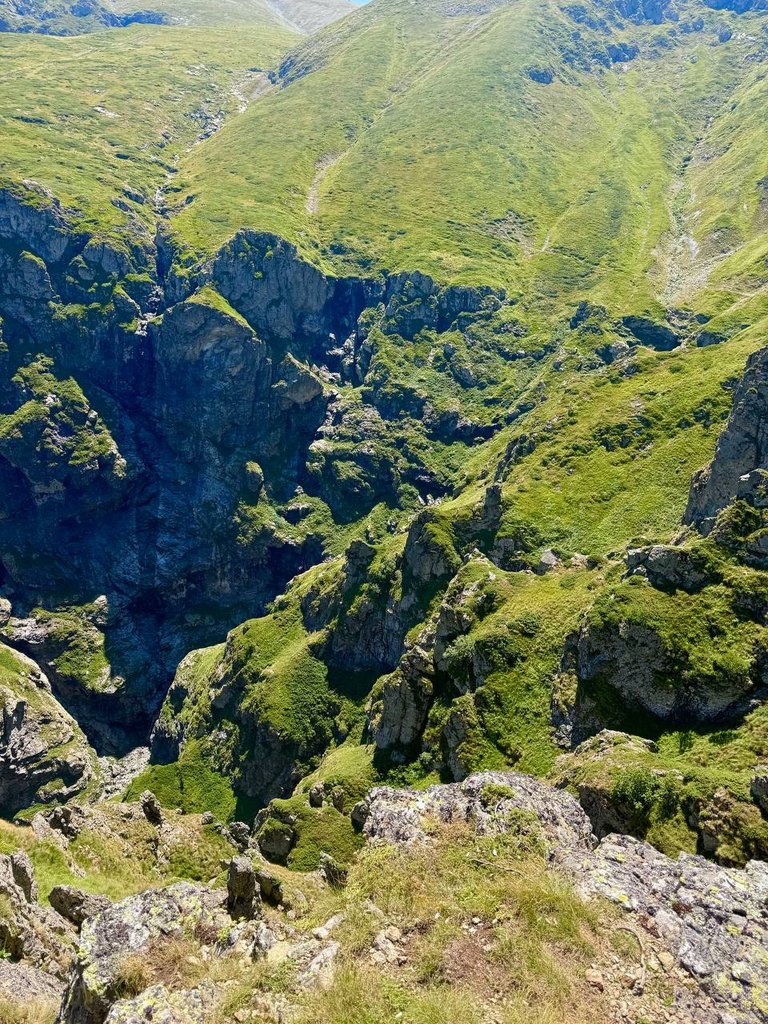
[1,0,768,1019]
[0,0,352,34]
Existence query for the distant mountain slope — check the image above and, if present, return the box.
[171,0,768,319]
[0,0,352,34]
[0,21,297,238]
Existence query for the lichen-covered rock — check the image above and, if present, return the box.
[104,984,216,1024]
[363,771,596,854]
[57,883,228,1024]
[567,834,768,1024]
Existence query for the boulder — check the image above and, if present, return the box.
[49,886,111,929]
[104,984,215,1024]
[57,882,228,1024]
[751,766,768,815]
[256,821,296,864]
[227,856,258,920]
[0,960,64,1003]
[253,867,283,906]
[535,548,561,575]
[567,834,768,1024]
[308,782,325,808]
[226,821,251,851]
[139,790,162,826]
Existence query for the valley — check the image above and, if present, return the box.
[0,0,767,1021]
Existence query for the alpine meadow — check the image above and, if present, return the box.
[0,0,768,1022]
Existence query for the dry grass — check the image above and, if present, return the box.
[112,937,205,1000]
[0,998,58,1024]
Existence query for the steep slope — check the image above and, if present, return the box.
[0,0,767,886]
[172,0,768,314]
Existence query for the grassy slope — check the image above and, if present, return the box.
[0,20,297,239]
[171,0,766,311]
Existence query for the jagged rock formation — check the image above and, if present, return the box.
[0,851,76,982]
[685,345,768,555]
[0,642,97,817]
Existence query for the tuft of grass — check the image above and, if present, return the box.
[0,999,57,1024]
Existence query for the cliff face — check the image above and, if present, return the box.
[0,187,510,762]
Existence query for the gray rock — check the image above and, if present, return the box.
[227,821,251,851]
[58,882,227,1024]
[257,821,296,864]
[254,867,283,906]
[104,984,215,1024]
[0,960,64,1003]
[0,645,97,817]
[49,885,111,929]
[685,346,768,537]
[227,856,258,920]
[10,850,37,903]
[0,853,75,978]
[350,799,370,831]
[625,544,708,591]
[364,771,596,855]
[308,782,325,808]
[97,748,150,800]
[535,548,561,575]
[139,790,162,826]
[567,834,768,1024]
[751,766,768,814]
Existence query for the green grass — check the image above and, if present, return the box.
[0,802,235,900]
[0,20,296,240]
[172,0,766,311]
[125,739,239,821]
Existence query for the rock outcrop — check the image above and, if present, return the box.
[57,883,229,1024]
[363,771,768,1024]
[0,851,76,979]
[0,643,97,816]
[685,346,768,541]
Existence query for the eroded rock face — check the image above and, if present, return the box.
[0,851,76,979]
[685,346,768,538]
[0,190,506,772]
[0,644,97,816]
